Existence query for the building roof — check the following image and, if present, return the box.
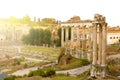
[107,29,120,33]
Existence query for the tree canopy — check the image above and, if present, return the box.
[22,28,51,46]
[0,15,58,27]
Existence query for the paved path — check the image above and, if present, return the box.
[12,67,38,76]
[11,64,90,76]
[56,65,90,76]
[107,53,120,59]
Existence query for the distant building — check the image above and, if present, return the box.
[107,29,120,44]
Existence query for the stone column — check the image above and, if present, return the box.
[91,23,97,77]
[101,23,107,77]
[82,26,86,50]
[87,26,92,61]
[61,27,64,47]
[82,26,86,58]
[65,26,69,45]
[77,26,80,58]
[70,26,74,55]
[71,26,74,48]
[76,26,80,49]
[98,25,102,65]
[65,26,69,55]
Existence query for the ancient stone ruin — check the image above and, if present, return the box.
[60,14,107,79]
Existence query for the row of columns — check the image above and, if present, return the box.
[61,26,88,59]
[61,14,107,79]
[61,22,107,67]
[61,26,87,49]
[91,22,107,78]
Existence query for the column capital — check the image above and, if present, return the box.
[102,23,107,27]
[102,23,107,31]
[92,23,97,28]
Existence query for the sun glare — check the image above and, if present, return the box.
[0,0,28,18]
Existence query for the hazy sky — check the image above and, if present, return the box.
[0,0,119,26]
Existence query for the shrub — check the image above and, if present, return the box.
[28,71,34,77]
[12,61,20,66]
[46,68,56,77]
[12,59,21,66]
[19,56,25,61]
[27,68,55,77]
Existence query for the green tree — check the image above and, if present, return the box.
[42,18,55,24]
[55,28,61,47]
[22,28,52,46]
[34,16,36,22]
[22,35,30,45]
[43,29,52,46]
[37,18,41,26]
[22,15,31,24]
[38,18,40,23]
[38,29,44,46]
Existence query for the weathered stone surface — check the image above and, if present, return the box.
[58,54,72,65]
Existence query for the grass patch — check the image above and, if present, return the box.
[56,58,90,70]
[22,46,60,54]
[107,45,120,55]
[15,75,81,80]
[16,76,42,80]
[52,75,80,80]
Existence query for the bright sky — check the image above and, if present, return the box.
[0,0,120,26]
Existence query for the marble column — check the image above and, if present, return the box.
[76,26,80,49]
[76,26,80,58]
[82,26,86,50]
[92,24,97,65]
[98,25,102,65]
[65,26,69,55]
[71,26,74,48]
[70,26,74,55]
[65,26,69,45]
[91,23,97,77]
[61,27,64,47]
[87,26,92,61]
[82,26,86,58]
[101,23,107,77]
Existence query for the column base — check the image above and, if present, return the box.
[101,65,107,78]
[88,76,97,80]
[90,64,107,79]
[90,64,97,77]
